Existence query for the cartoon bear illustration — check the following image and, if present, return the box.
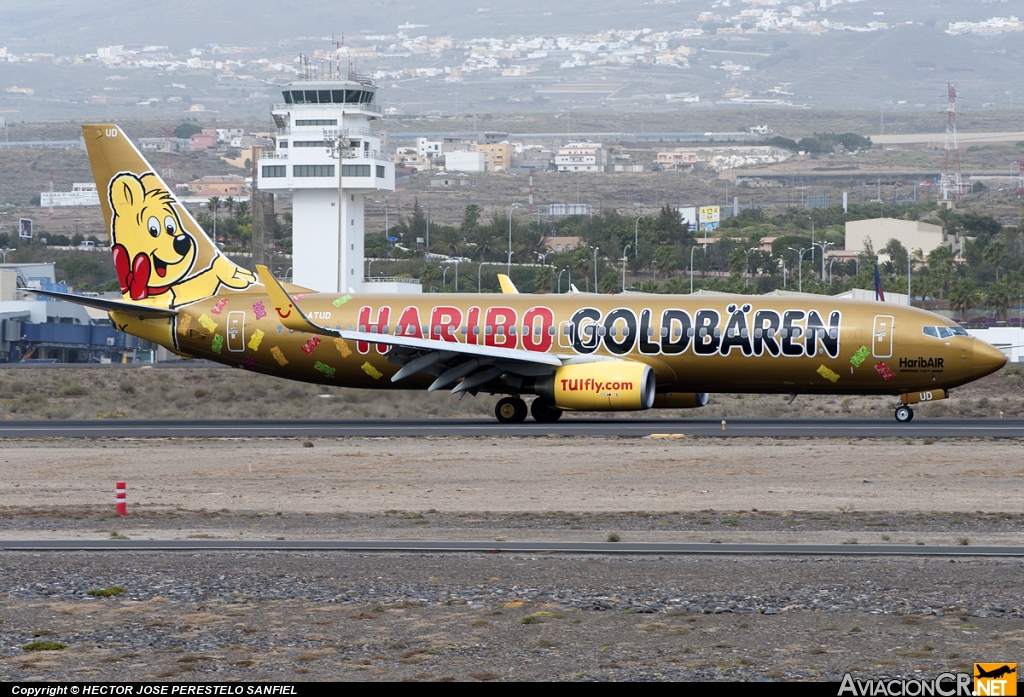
[109,171,255,307]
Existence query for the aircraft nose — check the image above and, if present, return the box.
[973,339,1008,378]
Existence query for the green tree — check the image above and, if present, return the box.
[949,281,978,322]
[409,199,427,244]
[983,241,1008,281]
[174,123,202,139]
[881,238,908,273]
[926,245,956,298]
[460,204,481,236]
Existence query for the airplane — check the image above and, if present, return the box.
[35,124,1008,424]
[975,665,1016,680]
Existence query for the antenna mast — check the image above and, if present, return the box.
[940,83,965,204]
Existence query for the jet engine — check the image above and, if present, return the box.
[652,392,710,409]
[535,361,656,411]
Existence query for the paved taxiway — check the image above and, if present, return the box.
[4,539,1024,556]
[2,417,1024,438]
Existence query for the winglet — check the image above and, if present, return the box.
[497,274,519,294]
[256,265,340,337]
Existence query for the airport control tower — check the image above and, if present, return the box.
[258,71,410,293]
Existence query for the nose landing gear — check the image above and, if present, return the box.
[894,405,914,423]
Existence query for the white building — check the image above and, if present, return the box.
[416,137,442,159]
[40,183,100,208]
[967,328,1024,363]
[257,76,413,294]
[216,128,245,143]
[444,151,485,173]
[845,218,947,258]
[555,142,606,172]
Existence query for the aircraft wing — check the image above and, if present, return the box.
[26,288,178,318]
[257,265,564,393]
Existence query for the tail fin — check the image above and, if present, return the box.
[82,124,256,309]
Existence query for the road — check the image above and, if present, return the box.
[3,539,1023,556]
[1,417,1023,438]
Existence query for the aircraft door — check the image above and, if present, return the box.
[872,314,894,358]
[227,311,245,352]
[557,321,574,349]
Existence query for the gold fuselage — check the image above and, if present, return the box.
[113,293,1006,396]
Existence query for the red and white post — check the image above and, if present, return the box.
[115,481,127,516]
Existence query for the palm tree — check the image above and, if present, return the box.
[983,279,1014,321]
[235,200,250,220]
[653,246,676,280]
[927,245,955,299]
[459,204,481,237]
[468,223,502,262]
[983,241,1008,281]
[223,196,235,218]
[207,196,221,241]
[949,281,977,322]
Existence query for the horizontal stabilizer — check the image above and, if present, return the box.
[256,265,341,337]
[28,289,178,318]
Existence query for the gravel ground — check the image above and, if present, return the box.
[2,364,1022,420]
[2,552,1022,682]
[2,436,1023,682]
[2,437,1023,515]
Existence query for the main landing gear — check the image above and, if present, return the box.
[894,405,914,423]
[495,397,528,424]
[494,397,563,424]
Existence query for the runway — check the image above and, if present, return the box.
[1,417,1024,438]
[3,539,1024,556]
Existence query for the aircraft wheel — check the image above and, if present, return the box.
[530,397,563,423]
[495,397,528,424]
[894,405,914,423]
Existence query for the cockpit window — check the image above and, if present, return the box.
[923,325,968,339]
